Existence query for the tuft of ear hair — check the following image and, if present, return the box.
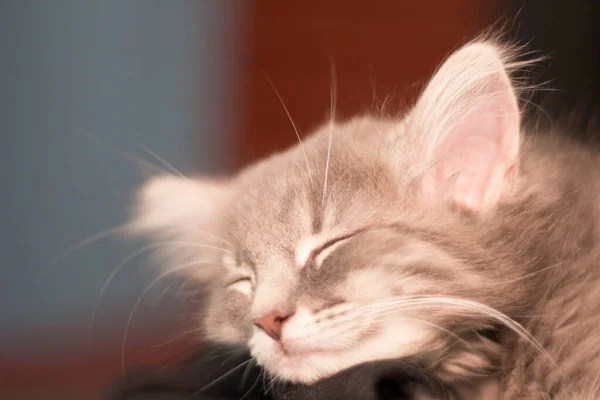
[126,175,230,281]
[128,175,228,238]
[410,40,528,212]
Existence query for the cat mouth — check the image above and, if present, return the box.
[250,338,346,383]
[276,341,335,358]
[262,349,341,383]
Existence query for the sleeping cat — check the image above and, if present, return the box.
[127,37,600,399]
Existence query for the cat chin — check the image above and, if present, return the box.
[249,322,436,384]
[251,343,359,384]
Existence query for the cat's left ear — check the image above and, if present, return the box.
[126,175,231,281]
[128,175,229,237]
[409,42,522,212]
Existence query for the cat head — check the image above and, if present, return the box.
[129,39,528,385]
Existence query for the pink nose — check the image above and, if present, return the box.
[253,311,293,341]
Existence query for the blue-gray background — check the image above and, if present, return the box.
[1,1,243,359]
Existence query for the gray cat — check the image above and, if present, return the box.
[128,37,600,399]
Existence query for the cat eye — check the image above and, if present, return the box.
[308,233,355,268]
[320,234,354,251]
[225,265,255,295]
[227,277,253,296]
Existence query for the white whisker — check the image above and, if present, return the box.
[260,369,270,394]
[175,275,198,298]
[496,260,567,285]
[89,240,230,340]
[154,281,174,305]
[264,75,313,187]
[266,373,278,395]
[199,348,243,365]
[135,142,188,180]
[239,371,261,400]
[191,228,233,247]
[240,357,255,388]
[357,296,554,364]
[239,358,259,400]
[169,225,233,248]
[194,359,254,394]
[77,129,174,177]
[372,315,472,350]
[360,302,482,320]
[120,259,218,373]
[48,223,130,270]
[148,327,207,349]
[380,93,391,114]
[322,57,337,208]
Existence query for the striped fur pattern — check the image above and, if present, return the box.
[129,37,600,398]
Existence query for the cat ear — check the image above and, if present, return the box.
[128,175,229,241]
[127,175,231,281]
[410,42,521,211]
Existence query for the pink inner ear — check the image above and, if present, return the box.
[422,79,520,211]
[439,115,504,209]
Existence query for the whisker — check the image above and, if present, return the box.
[363,302,540,320]
[301,304,472,351]
[310,298,552,370]
[321,56,337,209]
[239,369,261,400]
[148,328,205,349]
[154,281,174,305]
[183,226,234,248]
[200,345,227,361]
[369,64,377,109]
[197,347,244,365]
[134,141,188,180]
[360,302,483,320]
[358,296,554,364]
[120,259,218,373]
[495,260,567,285]
[266,373,278,395]
[240,357,257,393]
[369,316,472,350]
[175,275,198,298]
[380,93,391,114]
[261,369,268,394]
[89,240,229,340]
[50,224,231,276]
[46,223,131,273]
[218,352,240,369]
[193,359,254,394]
[76,129,174,177]
[264,74,313,187]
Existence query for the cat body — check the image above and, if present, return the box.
[129,38,600,399]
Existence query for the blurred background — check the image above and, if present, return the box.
[1,1,598,399]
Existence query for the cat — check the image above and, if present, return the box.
[127,35,600,399]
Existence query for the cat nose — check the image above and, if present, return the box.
[253,311,293,341]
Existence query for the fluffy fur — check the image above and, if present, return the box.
[128,37,600,399]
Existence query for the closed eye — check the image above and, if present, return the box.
[319,233,354,252]
[310,233,355,268]
[313,234,354,257]
[225,265,255,296]
[227,276,253,296]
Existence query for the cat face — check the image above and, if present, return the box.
[201,129,479,383]
[130,39,525,384]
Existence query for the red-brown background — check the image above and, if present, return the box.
[236,1,488,168]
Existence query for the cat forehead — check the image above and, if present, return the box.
[225,127,401,256]
[233,116,399,198]
[225,181,399,267]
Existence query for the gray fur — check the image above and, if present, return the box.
[130,39,600,398]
